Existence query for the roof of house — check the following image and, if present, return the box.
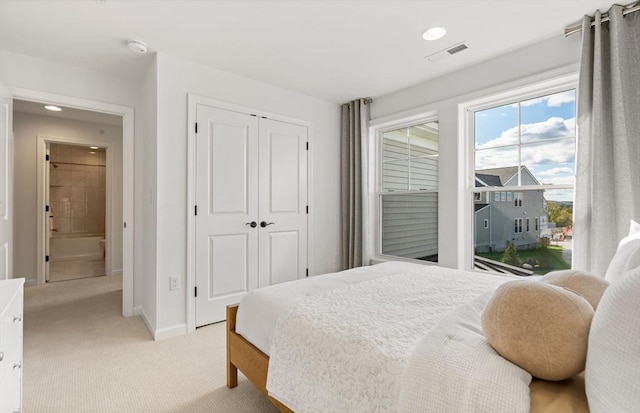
[475,173,504,187]
[475,166,520,186]
[475,204,489,212]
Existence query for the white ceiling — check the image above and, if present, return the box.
[13,99,123,126]
[0,0,616,103]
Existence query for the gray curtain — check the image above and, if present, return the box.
[574,5,640,275]
[341,98,370,269]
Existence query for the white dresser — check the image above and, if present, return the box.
[0,278,24,413]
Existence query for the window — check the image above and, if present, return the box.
[514,192,523,207]
[379,120,439,262]
[515,218,523,233]
[484,219,489,229]
[472,87,576,275]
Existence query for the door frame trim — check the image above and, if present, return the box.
[36,135,116,282]
[10,87,135,317]
[186,94,313,332]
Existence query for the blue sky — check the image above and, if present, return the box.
[474,90,576,201]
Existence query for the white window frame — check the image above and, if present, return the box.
[369,111,440,263]
[458,72,578,271]
[515,218,523,234]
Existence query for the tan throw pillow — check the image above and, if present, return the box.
[541,270,609,310]
[481,280,594,381]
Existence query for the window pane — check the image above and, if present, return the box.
[475,146,519,178]
[382,129,408,161]
[381,193,438,262]
[522,140,576,186]
[473,188,573,276]
[409,156,438,190]
[474,103,518,150]
[520,90,576,144]
[381,159,409,191]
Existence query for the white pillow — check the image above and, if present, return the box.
[585,266,640,413]
[605,220,640,282]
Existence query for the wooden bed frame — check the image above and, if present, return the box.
[226,304,293,413]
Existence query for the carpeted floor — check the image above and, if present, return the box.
[22,275,278,413]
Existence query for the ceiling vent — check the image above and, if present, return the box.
[425,41,469,62]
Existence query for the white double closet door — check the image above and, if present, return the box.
[195,104,308,326]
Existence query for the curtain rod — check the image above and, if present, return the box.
[565,2,640,37]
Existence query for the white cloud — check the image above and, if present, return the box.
[537,167,574,176]
[520,90,576,107]
[476,117,575,150]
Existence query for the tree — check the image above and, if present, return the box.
[502,242,520,266]
[547,201,573,228]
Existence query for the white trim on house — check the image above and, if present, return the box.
[8,86,135,317]
[36,134,116,282]
[458,70,578,271]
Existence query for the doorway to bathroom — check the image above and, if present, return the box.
[46,143,108,282]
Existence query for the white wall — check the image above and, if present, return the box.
[154,52,341,333]
[12,112,123,283]
[0,50,146,311]
[137,55,158,331]
[370,34,583,269]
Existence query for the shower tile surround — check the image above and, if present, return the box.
[50,144,106,235]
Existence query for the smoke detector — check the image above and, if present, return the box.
[425,41,469,62]
[127,39,147,54]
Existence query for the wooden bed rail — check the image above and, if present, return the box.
[226,304,293,413]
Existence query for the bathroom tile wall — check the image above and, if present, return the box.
[50,143,106,235]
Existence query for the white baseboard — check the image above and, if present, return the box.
[110,269,123,276]
[137,307,155,339]
[154,323,187,341]
[24,278,37,286]
[136,306,186,341]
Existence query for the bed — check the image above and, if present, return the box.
[226,261,627,412]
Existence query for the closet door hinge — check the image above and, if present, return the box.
[194,286,198,297]
[46,154,50,161]
[306,142,309,150]
[306,205,308,214]
[45,255,50,262]
[195,205,198,216]
[306,268,309,277]
[195,123,198,133]
[45,205,50,212]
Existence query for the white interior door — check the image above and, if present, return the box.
[45,145,51,282]
[195,105,259,326]
[258,118,308,286]
[0,84,12,280]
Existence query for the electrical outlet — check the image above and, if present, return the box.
[170,275,180,290]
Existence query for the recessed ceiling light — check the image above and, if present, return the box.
[422,27,447,41]
[127,39,148,54]
[89,146,99,150]
[44,105,62,112]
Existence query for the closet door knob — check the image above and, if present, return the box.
[245,221,257,228]
[260,221,275,228]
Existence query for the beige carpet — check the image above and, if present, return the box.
[22,275,278,413]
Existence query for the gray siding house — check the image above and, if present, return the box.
[474,166,547,253]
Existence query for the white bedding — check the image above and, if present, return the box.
[235,261,425,355]
[399,292,532,413]
[266,265,515,413]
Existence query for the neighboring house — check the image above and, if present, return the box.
[474,166,547,253]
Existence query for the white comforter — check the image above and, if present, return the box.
[266,265,516,413]
[399,292,532,413]
[236,261,425,355]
